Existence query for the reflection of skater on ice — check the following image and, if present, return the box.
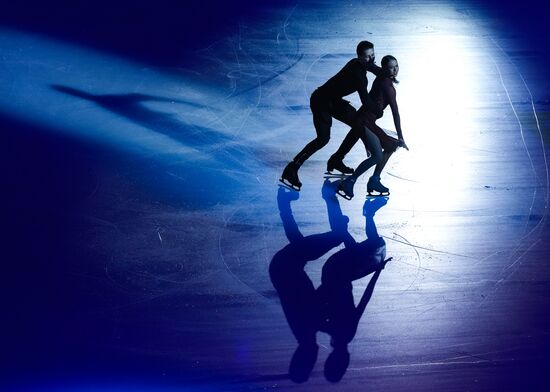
[337,55,409,200]
[317,195,391,382]
[270,183,350,382]
[270,181,391,383]
[280,41,382,191]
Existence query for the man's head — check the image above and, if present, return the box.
[356,41,375,65]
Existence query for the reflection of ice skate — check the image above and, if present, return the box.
[278,184,300,201]
[279,162,301,191]
[326,157,354,175]
[362,196,389,216]
[321,179,339,200]
[324,344,350,383]
[367,176,390,197]
[289,343,319,383]
[337,177,355,200]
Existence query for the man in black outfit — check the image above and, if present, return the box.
[280,41,382,191]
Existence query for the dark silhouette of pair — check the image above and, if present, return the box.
[270,181,390,383]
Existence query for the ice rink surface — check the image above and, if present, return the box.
[2,0,550,390]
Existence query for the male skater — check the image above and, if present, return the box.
[280,41,382,191]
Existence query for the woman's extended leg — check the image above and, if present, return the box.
[373,150,393,178]
[367,123,399,195]
[355,129,383,178]
[367,151,392,196]
[337,127,383,200]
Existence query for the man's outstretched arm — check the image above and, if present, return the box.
[353,63,382,117]
[367,62,382,77]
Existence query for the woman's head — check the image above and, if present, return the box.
[381,55,399,82]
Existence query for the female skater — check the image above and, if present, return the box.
[337,55,408,199]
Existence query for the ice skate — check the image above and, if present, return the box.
[337,177,355,200]
[279,162,302,191]
[325,156,354,176]
[366,176,390,197]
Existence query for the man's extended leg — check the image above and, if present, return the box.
[292,108,332,165]
[327,130,361,173]
[280,103,332,190]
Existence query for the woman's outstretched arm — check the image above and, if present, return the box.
[384,79,409,150]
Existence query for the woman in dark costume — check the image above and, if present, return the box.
[337,55,409,199]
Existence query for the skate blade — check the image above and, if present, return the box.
[324,171,350,178]
[366,191,390,198]
[279,178,300,191]
[336,188,353,200]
